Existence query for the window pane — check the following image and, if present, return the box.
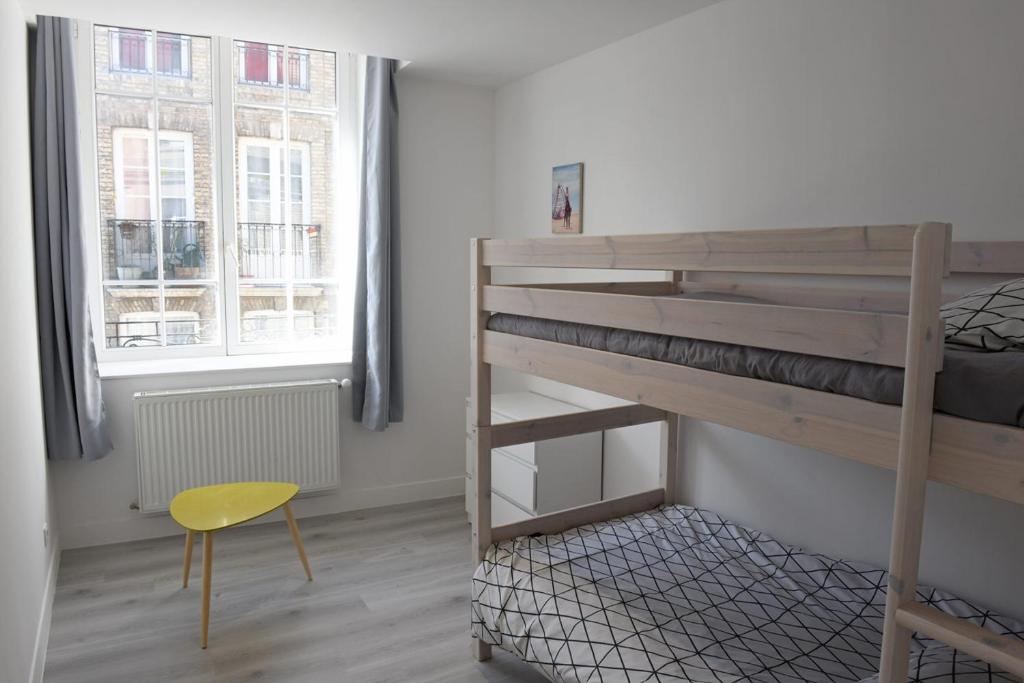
[162,198,187,220]
[156,33,211,100]
[290,111,335,279]
[233,40,285,105]
[103,285,161,348]
[293,283,338,339]
[235,107,285,280]
[92,25,224,357]
[95,26,153,94]
[159,101,216,284]
[165,285,219,345]
[96,95,156,280]
[287,47,336,109]
[238,284,287,343]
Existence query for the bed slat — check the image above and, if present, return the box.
[680,282,926,313]
[503,281,677,296]
[951,241,1024,274]
[484,285,912,367]
[483,225,934,276]
[490,488,665,544]
[896,603,1024,678]
[488,404,665,449]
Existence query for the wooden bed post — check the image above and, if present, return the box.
[878,222,950,683]
[470,238,493,662]
[661,416,679,505]
[660,269,683,505]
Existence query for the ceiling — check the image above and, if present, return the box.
[24,0,721,86]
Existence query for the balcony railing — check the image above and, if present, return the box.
[238,222,323,279]
[107,219,208,280]
[105,318,216,348]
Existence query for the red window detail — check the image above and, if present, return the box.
[157,38,173,74]
[244,42,270,83]
[119,29,148,72]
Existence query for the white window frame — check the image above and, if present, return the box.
[76,22,355,368]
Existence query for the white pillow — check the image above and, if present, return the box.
[941,278,1024,351]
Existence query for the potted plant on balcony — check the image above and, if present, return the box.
[176,243,202,279]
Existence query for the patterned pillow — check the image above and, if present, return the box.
[941,278,1024,351]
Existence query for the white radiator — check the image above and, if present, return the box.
[134,380,341,513]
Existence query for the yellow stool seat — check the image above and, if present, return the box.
[170,481,312,648]
[170,481,299,532]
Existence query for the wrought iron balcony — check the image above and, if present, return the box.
[107,219,208,280]
[237,222,324,280]
[105,317,216,348]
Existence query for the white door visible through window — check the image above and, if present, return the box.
[113,129,195,221]
[239,139,311,279]
[240,140,309,225]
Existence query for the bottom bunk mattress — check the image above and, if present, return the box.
[471,505,1022,682]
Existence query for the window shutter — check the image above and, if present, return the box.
[245,42,269,82]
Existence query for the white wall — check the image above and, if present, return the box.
[0,3,60,682]
[52,73,495,548]
[493,0,1024,618]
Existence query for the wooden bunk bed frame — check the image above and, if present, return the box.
[468,223,1024,681]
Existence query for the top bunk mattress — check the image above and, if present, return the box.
[486,311,1024,428]
[471,504,1023,683]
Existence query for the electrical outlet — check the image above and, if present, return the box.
[42,523,49,548]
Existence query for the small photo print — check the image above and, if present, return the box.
[551,162,583,234]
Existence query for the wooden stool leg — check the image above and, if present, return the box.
[200,531,213,649]
[182,530,194,588]
[283,502,313,581]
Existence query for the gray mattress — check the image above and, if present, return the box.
[472,504,1023,682]
[487,309,1024,428]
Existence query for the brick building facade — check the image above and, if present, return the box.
[92,26,338,348]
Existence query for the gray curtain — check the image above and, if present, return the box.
[352,56,403,431]
[31,16,112,461]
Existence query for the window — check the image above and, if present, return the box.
[109,28,191,77]
[156,33,191,78]
[81,25,346,362]
[237,42,309,90]
[232,39,337,350]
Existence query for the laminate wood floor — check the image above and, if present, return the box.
[45,497,547,683]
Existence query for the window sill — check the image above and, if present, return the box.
[98,351,350,379]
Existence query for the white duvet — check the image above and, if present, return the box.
[471,505,1021,682]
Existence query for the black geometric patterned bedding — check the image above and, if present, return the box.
[471,505,1022,682]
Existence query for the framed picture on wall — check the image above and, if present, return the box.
[551,162,583,234]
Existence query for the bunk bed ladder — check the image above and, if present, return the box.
[878,223,1024,681]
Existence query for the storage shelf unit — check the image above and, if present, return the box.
[465,392,603,525]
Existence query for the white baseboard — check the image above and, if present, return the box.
[59,475,465,549]
[30,541,59,683]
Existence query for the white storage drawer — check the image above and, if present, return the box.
[491,491,532,526]
[465,392,603,526]
[491,449,536,511]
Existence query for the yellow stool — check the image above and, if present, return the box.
[169,482,313,648]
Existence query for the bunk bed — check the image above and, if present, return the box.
[467,224,1024,682]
